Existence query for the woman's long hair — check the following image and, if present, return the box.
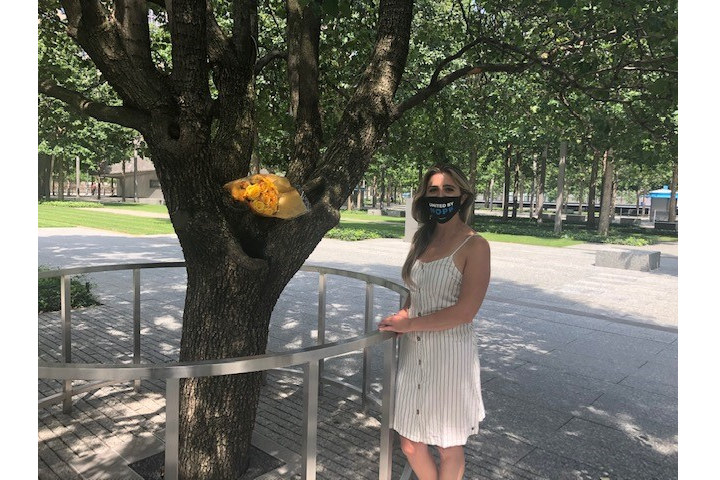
[401,164,475,287]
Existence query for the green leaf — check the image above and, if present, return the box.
[323,0,339,16]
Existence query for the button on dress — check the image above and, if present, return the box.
[391,236,485,447]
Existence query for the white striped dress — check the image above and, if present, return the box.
[392,235,485,447]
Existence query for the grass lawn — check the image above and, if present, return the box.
[38,202,175,235]
[96,202,170,214]
[38,201,676,247]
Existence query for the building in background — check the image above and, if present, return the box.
[648,185,678,222]
[106,157,164,203]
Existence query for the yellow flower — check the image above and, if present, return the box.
[224,173,306,219]
[226,175,279,216]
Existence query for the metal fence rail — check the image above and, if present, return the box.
[38,262,408,480]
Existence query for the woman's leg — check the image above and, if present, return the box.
[437,445,465,480]
[399,436,438,480]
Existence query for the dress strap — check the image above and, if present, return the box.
[450,234,475,257]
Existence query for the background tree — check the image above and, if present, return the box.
[38,2,137,198]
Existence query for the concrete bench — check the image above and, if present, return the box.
[541,213,585,224]
[385,208,405,218]
[654,221,678,232]
[565,214,586,224]
[595,249,661,271]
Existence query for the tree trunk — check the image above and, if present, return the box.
[554,141,567,235]
[372,175,378,207]
[517,154,524,215]
[587,149,600,229]
[58,157,65,201]
[530,153,537,219]
[468,144,478,225]
[598,149,614,236]
[75,156,81,198]
[535,145,547,223]
[51,155,56,196]
[357,179,364,209]
[39,154,52,200]
[611,171,618,221]
[502,143,511,220]
[511,152,520,218]
[483,180,489,208]
[380,167,387,208]
[668,160,678,222]
[488,178,494,211]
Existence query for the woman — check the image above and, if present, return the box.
[379,164,490,480]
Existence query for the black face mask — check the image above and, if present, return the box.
[425,196,462,223]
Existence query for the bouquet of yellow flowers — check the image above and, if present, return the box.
[224,173,307,219]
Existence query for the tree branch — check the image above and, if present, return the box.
[60,0,173,111]
[39,79,149,131]
[284,0,323,188]
[394,62,529,121]
[206,3,234,67]
[209,0,258,183]
[307,0,414,208]
[254,50,287,74]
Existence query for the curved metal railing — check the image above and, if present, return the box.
[38,262,409,480]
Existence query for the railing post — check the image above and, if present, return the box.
[60,275,73,414]
[302,361,319,480]
[379,335,397,480]
[165,378,180,480]
[133,268,142,392]
[363,282,374,408]
[317,273,326,396]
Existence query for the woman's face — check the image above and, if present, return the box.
[426,173,461,198]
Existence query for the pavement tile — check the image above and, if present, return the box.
[38,232,678,479]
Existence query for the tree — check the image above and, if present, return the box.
[39,1,677,476]
[38,3,137,198]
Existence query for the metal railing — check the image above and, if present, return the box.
[38,262,409,480]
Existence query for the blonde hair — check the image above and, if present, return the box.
[401,164,474,287]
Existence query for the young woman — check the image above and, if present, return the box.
[379,164,491,480]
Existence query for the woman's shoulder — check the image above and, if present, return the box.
[464,231,490,253]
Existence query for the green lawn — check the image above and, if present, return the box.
[96,202,170,214]
[38,202,175,235]
[38,201,676,247]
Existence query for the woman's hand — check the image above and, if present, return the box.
[378,312,413,333]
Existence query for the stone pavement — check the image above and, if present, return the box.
[38,228,678,479]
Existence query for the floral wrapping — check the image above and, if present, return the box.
[224,174,308,219]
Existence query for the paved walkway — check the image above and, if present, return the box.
[38,228,678,479]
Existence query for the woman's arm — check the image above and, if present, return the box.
[378,236,490,333]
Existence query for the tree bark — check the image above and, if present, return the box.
[598,149,614,236]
